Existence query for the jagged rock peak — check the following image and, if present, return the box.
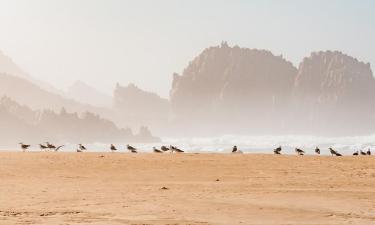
[295,50,374,90]
[170,43,298,113]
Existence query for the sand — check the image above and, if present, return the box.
[0,152,374,225]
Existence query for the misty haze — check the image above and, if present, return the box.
[0,1,375,224]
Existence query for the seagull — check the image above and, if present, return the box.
[367,149,371,155]
[46,142,56,151]
[153,147,163,153]
[329,147,342,156]
[19,142,30,152]
[39,144,48,151]
[232,145,238,153]
[110,144,117,152]
[353,151,359,156]
[360,150,367,155]
[79,144,87,151]
[170,145,177,151]
[127,144,137,153]
[161,146,170,152]
[295,148,305,155]
[315,147,320,155]
[273,146,282,155]
[329,147,338,156]
[55,145,64,151]
[170,145,184,153]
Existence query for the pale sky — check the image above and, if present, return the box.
[0,0,374,97]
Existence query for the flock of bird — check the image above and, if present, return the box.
[18,143,373,156]
[18,142,185,153]
[229,145,372,156]
[269,146,371,156]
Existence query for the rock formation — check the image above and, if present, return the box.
[170,43,375,135]
[170,42,298,135]
[292,51,375,134]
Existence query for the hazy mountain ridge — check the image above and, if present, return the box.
[1,43,374,138]
[113,83,169,133]
[0,50,65,95]
[66,80,112,107]
[0,96,160,145]
[0,73,115,119]
[0,51,162,144]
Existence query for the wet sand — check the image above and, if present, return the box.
[0,152,374,225]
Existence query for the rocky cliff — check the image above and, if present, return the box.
[170,43,375,135]
[170,42,298,134]
[292,51,375,134]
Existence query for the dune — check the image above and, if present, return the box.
[0,152,374,225]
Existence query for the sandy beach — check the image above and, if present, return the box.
[0,152,374,225]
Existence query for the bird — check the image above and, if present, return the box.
[153,147,163,153]
[232,145,238,153]
[273,146,282,155]
[295,148,305,156]
[19,142,30,152]
[170,145,177,152]
[367,149,371,155]
[329,147,338,156]
[39,144,48,151]
[161,146,170,151]
[360,150,367,155]
[46,142,56,151]
[315,147,320,155]
[353,151,359,156]
[127,144,137,153]
[55,145,64,151]
[170,145,184,153]
[110,144,117,152]
[79,144,87,151]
